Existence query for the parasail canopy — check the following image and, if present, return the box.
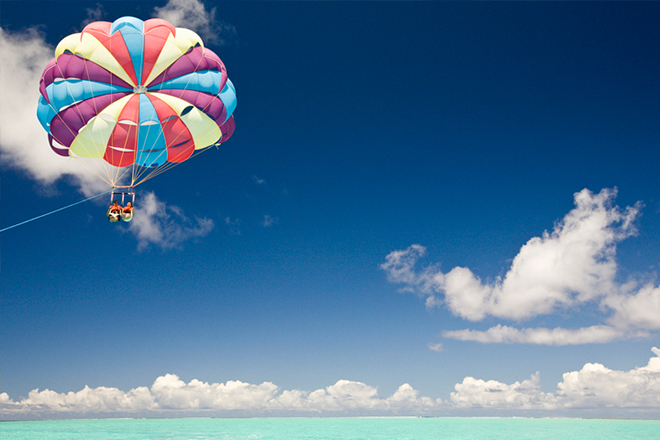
[37,16,237,188]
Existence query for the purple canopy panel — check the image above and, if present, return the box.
[49,93,130,147]
[208,99,228,124]
[39,59,59,102]
[219,115,235,143]
[41,54,133,93]
[156,89,227,122]
[57,55,85,80]
[197,47,226,74]
[202,48,224,68]
[49,134,71,157]
[146,46,227,89]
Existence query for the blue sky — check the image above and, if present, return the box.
[1,1,660,419]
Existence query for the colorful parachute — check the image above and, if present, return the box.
[37,16,236,187]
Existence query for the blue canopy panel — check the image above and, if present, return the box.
[115,21,145,87]
[218,79,237,123]
[36,96,58,134]
[135,93,168,167]
[45,79,131,113]
[149,70,224,95]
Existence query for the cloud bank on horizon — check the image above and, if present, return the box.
[0,0,222,250]
[2,347,659,418]
[382,188,660,346]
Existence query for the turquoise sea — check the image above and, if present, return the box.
[2,417,659,440]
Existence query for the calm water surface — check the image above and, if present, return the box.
[2,417,659,440]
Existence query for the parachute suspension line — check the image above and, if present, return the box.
[131,115,182,186]
[112,99,136,186]
[0,189,114,233]
[135,148,201,186]
[111,165,133,187]
[68,150,132,189]
[133,145,215,187]
[69,156,115,187]
[133,162,175,186]
[131,160,137,188]
[75,153,116,189]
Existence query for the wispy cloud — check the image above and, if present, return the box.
[224,217,242,235]
[81,3,106,27]
[128,192,214,251]
[382,189,659,345]
[252,174,267,186]
[152,0,237,46]
[3,348,659,418]
[428,342,444,352]
[442,325,642,346]
[262,215,277,227]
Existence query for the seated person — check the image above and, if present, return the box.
[121,201,134,222]
[107,200,122,222]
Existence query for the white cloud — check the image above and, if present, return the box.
[151,374,279,410]
[4,349,659,418]
[1,376,439,418]
[1,386,155,413]
[387,383,439,409]
[304,380,382,411]
[451,347,660,410]
[300,380,437,411]
[604,284,660,330]
[0,27,106,196]
[152,0,237,46]
[128,192,214,251]
[555,346,660,408]
[451,372,555,409]
[382,188,659,345]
